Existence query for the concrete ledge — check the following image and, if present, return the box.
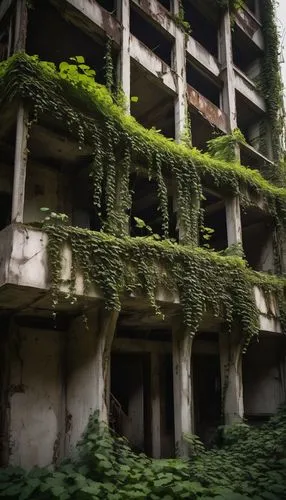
[234,69,266,113]
[0,225,282,334]
[235,7,264,51]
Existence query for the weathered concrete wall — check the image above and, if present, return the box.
[9,327,64,468]
[243,336,286,416]
[24,162,60,224]
[65,312,100,455]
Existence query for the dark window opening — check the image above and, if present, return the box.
[241,207,274,272]
[187,63,221,107]
[27,0,112,85]
[244,0,256,15]
[236,92,264,153]
[0,29,9,61]
[130,62,175,138]
[181,0,219,58]
[130,6,173,66]
[110,352,151,454]
[0,192,11,230]
[200,190,227,252]
[158,0,170,10]
[96,0,116,14]
[72,165,101,232]
[130,174,177,240]
[232,26,262,75]
[193,350,221,445]
[190,111,218,152]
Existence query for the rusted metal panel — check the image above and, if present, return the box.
[186,85,228,133]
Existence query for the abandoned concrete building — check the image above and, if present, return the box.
[0,0,286,469]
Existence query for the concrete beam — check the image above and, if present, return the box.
[235,7,264,51]
[234,68,266,113]
[186,37,220,79]
[130,34,177,93]
[54,0,121,44]
[187,84,228,133]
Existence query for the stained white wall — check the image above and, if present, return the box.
[243,336,286,416]
[9,327,64,468]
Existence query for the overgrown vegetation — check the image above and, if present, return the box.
[43,220,286,350]
[1,407,286,499]
[259,0,285,160]
[1,53,286,238]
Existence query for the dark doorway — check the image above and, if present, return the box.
[193,354,221,444]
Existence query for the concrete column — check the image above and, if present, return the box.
[11,104,29,223]
[218,10,237,133]
[219,330,244,425]
[172,319,193,457]
[14,0,27,52]
[173,0,187,142]
[117,0,130,112]
[65,308,118,454]
[225,196,242,246]
[151,352,161,458]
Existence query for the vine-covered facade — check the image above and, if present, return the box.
[0,0,285,467]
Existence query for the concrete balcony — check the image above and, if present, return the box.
[0,224,282,334]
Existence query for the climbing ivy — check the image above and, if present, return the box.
[1,407,286,499]
[0,53,286,344]
[259,0,284,161]
[41,221,286,348]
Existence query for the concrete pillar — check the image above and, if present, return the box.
[65,308,118,453]
[172,1,187,142]
[218,10,237,133]
[14,0,27,52]
[172,319,193,457]
[117,0,130,112]
[225,196,242,246]
[151,352,161,458]
[219,330,244,425]
[11,104,29,223]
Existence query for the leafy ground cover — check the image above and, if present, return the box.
[1,407,286,500]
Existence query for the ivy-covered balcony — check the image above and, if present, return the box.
[0,223,283,338]
[0,53,285,341]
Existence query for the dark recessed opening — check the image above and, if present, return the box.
[200,190,227,252]
[27,0,113,85]
[130,174,177,240]
[130,6,173,66]
[187,62,221,107]
[182,0,219,58]
[245,0,256,15]
[130,62,175,138]
[236,92,264,148]
[0,192,12,230]
[189,109,218,152]
[157,0,170,10]
[241,207,274,272]
[232,25,262,75]
[96,0,116,14]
